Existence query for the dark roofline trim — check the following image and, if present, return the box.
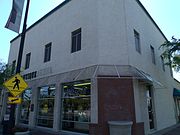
[11,0,71,43]
[136,0,168,41]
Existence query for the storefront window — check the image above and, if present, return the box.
[20,89,32,124]
[61,81,91,134]
[37,85,55,128]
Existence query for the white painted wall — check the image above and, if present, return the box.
[8,0,179,133]
[9,0,100,76]
[124,0,177,132]
[9,0,130,77]
[97,0,129,65]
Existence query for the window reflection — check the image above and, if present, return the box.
[37,85,55,128]
[20,89,32,124]
[61,81,91,134]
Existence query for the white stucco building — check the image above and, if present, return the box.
[3,0,180,135]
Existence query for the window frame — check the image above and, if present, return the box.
[61,80,91,134]
[71,28,81,53]
[161,56,165,71]
[25,52,31,69]
[20,88,32,124]
[134,29,141,54]
[150,45,156,64]
[44,43,52,63]
[11,60,16,75]
[36,85,56,128]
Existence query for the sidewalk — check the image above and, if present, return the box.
[151,124,180,135]
[0,124,180,135]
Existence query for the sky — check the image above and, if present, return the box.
[0,0,179,80]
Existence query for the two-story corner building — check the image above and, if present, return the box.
[4,0,180,135]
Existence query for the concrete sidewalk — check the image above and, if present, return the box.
[0,124,180,135]
[151,124,180,135]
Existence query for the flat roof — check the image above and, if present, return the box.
[11,0,168,43]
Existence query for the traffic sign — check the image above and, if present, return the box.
[8,97,22,104]
[3,74,28,97]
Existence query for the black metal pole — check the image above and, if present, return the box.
[16,0,30,74]
[8,0,30,133]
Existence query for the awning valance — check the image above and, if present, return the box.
[173,88,180,97]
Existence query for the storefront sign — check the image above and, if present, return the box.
[23,71,37,80]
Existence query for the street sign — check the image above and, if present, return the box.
[8,97,22,104]
[3,74,28,97]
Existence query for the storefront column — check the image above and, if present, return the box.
[91,78,98,123]
[53,83,62,131]
[0,90,8,122]
[29,85,38,128]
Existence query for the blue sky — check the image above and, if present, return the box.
[140,0,180,40]
[0,0,179,80]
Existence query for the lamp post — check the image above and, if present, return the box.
[8,0,30,133]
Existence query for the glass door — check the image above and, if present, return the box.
[147,86,155,130]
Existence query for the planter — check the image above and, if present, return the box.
[108,121,133,135]
[15,130,30,135]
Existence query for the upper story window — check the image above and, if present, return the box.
[44,43,52,62]
[150,45,156,64]
[161,56,165,71]
[11,60,16,75]
[134,30,141,54]
[71,28,81,53]
[25,53,31,69]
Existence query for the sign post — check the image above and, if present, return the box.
[3,0,30,133]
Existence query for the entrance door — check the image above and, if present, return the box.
[146,86,155,130]
[61,81,91,134]
[174,97,180,122]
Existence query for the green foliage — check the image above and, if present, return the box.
[0,60,13,88]
[160,36,180,72]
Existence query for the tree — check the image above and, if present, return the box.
[160,36,180,72]
[0,60,12,88]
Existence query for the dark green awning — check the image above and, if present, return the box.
[173,88,180,96]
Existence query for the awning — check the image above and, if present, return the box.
[173,88,180,97]
[68,65,163,86]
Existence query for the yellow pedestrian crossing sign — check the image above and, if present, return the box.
[3,74,28,97]
[8,97,22,104]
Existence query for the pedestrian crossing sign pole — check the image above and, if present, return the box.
[3,74,28,97]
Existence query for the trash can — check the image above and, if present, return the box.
[108,121,133,135]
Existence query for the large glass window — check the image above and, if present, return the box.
[37,85,55,128]
[20,89,32,124]
[61,81,91,134]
